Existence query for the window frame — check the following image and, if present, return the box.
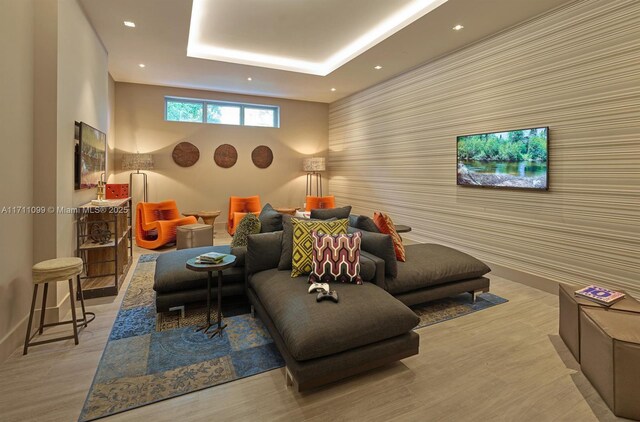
[164,96,280,128]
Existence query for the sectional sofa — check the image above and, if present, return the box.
[153,212,491,389]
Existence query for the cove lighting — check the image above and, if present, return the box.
[187,0,448,76]
[124,21,136,28]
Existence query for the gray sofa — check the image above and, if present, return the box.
[245,231,420,391]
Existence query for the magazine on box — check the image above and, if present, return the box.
[575,285,625,306]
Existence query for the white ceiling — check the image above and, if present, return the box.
[80,0,571,103]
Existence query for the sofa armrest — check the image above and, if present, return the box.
[361,251,386,289]
[246,231,283,277]
[230,246,246,267]
[348,227,398,278]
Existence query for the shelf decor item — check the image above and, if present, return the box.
[303,156,326,197]
[122,152,154,202]
[105,184,129,199]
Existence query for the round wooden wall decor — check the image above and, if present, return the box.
[251,145,273,169]
[172,142,200,167]
[214,144,238,168]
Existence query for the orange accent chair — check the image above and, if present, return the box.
[305,195,336,212]
[135,200,197,249]
[227,195,262,235]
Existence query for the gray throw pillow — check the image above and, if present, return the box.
[310,205,352,220]
[348,226,397,278]
[231,213,261,248]
[350,214,380,233]
[259,203,283,233]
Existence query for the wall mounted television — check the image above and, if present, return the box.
[74,121,106,190]
[457,126,548,190]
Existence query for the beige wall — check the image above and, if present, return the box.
[114,83,328,225]
[0,0,111,361]
[0,0,35,361]
[329,0,640,296]
[56,0,109,259]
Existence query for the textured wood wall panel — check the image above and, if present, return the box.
[329,0,640,296]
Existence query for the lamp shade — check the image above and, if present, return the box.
[302,157,326,172]
[122,153,154,171]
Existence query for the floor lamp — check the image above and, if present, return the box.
[303,157,326,197]
[122,153,154,202]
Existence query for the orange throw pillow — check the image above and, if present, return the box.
[373,212,406,262]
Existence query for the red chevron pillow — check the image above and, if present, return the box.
[373,211,406,262]
[309,231,363,285]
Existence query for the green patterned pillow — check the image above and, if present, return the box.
[231,213,261,248]
[291,218,348,277]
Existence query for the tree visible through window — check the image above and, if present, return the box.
[165,97,279,128]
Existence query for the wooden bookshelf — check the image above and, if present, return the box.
[76,198,132,298]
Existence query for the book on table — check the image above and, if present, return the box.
[195,252,227,265]
[575,285,625,306]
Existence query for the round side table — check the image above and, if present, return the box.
[186,254,236,339]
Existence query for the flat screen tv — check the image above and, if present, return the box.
[457,127,548,190]
[74,121,106,190]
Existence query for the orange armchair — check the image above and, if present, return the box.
[305,195,336,212]
[135,200,197,249]
[227,195,261,235]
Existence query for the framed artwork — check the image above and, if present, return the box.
[75,121,106,189]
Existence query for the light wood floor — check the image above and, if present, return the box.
[0,236,624,421]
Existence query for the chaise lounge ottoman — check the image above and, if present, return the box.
[153,245,245,312]
[246,231,420,391]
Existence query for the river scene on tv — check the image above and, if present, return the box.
[457,127,548,189]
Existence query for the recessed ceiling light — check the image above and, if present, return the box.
[331,88,336,92]
[138,63,146,68]
[452,24,464,31]
[124,21,136,28]
[247,77,252,81]
[374,65,383,70]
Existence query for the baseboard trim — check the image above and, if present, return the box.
[486,261,559,295]
[0,290,71,363]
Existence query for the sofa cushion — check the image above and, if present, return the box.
[349,214,380,233]
[386,243,491,295]
[348,227,398,278]
[309,231,362,285]
[249,269,419,361]
[278,215,335,271]
[310,206,352,220]
[259,203,283,233]
[291,218,348,277]
[231,213,261,247]
[154,246,245,294]
[373,212,406,262]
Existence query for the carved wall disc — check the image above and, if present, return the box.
[251,145,273,169]
[214,144,238,168]
[172,142,200,167]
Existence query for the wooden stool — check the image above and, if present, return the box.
[24,257,94,355]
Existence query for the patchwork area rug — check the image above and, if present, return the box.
[80,254,507,421]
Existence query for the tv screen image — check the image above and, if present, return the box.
[457,127,548,190]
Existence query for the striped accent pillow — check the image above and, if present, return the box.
[309,231,362,285]
[291,218,348,277]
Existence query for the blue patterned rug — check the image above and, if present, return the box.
[79,254,284,421]
[79,254,507,421]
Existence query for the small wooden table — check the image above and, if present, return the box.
[183,210,221,238]
[274,207,300,216]
[186,254,236,338]
[394,225,412,233]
